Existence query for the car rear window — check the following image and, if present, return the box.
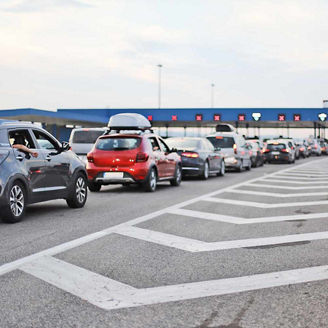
[72,130,104,144]
[166,138,200,149]
[207,136,234,148]
[267,143,286,150]
[95,137,141,151]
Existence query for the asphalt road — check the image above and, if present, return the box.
[1,156,328,328]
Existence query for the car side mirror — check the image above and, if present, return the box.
[61,141,71,152]
[170,147,178,153]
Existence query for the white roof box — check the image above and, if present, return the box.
[108,113,151,130]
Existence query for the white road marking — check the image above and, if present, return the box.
[20,256,328,310]
[3,159,317,276]
[290,170,328,174]
[272,175,328,181]
[277,173,328,177]
[169,208,328,224]
[248,183,328,190]
[202,196,328,208]
[2,159,328,311]
[225,189,328,198]
[20,256,137,310]
[117,226,328,252]
[260,178,327,185]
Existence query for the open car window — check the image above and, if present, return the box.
[8,129,36,149]
[32,130,59,150]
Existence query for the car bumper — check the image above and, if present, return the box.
[265,153,290,162]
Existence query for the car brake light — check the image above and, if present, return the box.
[281,149,289,153]
[87,154,94,163]
[233,144,237,154]
[314,145,318,149]
[136,152,149,162]
[181,152,199,158]
[300,147,304,151]
[307,146,311,150]
[263,149,270,153]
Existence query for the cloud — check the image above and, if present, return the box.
[0,0,92,12]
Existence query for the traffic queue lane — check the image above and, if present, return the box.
[1,157,328,327]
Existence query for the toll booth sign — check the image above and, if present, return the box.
[238,114,246,121]
[318,113,327,121]
[214,114,221,121]
[195,114,203,121]
[293,114,301,121]
[278,114,286,121]
[252,112,261,121]
[147,115,153,121]
[172,115,178,121]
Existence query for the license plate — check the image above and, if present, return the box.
[103,172,124,179]
[272,151,280,155]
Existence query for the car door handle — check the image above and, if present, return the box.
[45,155,52,161]
[16,154,24,161]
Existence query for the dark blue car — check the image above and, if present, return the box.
[0,122,88,223]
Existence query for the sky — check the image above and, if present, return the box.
[1,0,328,110]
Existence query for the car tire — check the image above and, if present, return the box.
[88,181,102,192]
[66,173,88,208]
[170,165,182,186]
[217,160,225,176]
[245,161,251,171]
[1,181,26,223]
[144,167,157,192]
[201,161,209,180]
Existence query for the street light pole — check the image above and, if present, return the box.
[211,83,215,108]
[158,64,162,109]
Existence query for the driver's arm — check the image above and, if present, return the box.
[13,144,38,158]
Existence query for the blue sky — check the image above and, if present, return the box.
[0,0,328,109]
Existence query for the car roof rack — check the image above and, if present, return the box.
[105,113,153,135]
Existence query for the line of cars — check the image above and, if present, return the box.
[0,113,323,223]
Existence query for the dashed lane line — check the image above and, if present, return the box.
[20,256,328,310]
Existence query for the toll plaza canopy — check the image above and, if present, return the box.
[1,107,328,128]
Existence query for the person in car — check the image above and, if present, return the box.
[12,134,38,158]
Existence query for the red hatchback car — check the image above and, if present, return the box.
[86,114,182,192]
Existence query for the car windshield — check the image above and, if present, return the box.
[95,137,141,151]
[72,130,104,144]
[166,138,200,149]
[267,143,286,150]
[207,136,234,148]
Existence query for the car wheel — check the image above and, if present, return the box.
[144,167,157,192]
[217,160,225,176]
[1,181,26,223]
[66,173,88,208]
[201,161,209,180]
[170,164,182,186]
[88,181,102,192]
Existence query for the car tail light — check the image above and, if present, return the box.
[322,147,326,151]
[181,152,199,158]
[314,145,318,149]
[249,151,252,156]
[263,148,270,153]
[281,149,289,153]
[87,154,94,163]
[136,152,149,162]
[300,147,304,151]
[233,144,237,154]
[307,146,311,150]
